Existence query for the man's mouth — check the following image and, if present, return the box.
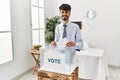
[61,15,69,21]
[62,15,67,17]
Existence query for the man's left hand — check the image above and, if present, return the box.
[66,41,75,47]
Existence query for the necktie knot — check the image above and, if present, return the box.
[63,24,67,28]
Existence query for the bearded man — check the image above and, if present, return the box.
[50,3,83,51]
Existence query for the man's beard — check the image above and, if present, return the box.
[61,15,69,21]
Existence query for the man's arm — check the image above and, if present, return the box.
[50,26,59,46]
[75,26,83,50]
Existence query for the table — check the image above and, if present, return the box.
[37,66,78,80]
[76,48,108,80]
[30,49,40,74]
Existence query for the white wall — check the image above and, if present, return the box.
[45,0,120,66]
[0,0,34,80]
[44,0,55,18]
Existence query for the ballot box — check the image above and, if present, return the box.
[40,46,77,72]
[38,46,78,80]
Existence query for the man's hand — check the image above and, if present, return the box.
[50,41,56,46]
[66,41,75,47]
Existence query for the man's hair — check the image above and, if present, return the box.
[59,4,71,11]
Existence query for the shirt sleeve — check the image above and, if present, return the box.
[54,26,59,42]
[75,25,83,50]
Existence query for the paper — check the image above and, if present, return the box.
[56,38,68,48]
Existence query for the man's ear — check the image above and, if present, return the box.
[59,10,61,16]
[59,12,60,15]
[69,11,71,16]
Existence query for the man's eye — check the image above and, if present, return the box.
[66,11,69,13]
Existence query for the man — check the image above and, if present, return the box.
[50,3,83,51]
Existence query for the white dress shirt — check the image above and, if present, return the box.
[54,21,83,50]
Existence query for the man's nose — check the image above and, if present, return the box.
[62,12,67,15]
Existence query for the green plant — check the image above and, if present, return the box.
[45,16,60,44]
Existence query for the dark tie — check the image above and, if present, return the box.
[62,24,67,38]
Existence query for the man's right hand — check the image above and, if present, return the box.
[50,41,56,46]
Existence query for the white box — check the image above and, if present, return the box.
[40,47,76,72]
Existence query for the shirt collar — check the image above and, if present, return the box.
[61,21,71,26]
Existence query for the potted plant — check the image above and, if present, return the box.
[33,44,42,50]
[45,16,60,44]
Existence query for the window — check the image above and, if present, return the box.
[0,0,13,64]
[31,0,45,46]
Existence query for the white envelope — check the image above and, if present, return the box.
[56,38,68,48]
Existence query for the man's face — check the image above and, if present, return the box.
[59,10,71,21]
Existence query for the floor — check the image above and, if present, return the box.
[17,66,120,80]
[17,72,37,80]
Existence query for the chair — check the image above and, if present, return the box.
[71,21,82,29]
